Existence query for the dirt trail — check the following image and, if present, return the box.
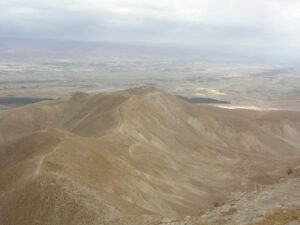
[35,139,65,176]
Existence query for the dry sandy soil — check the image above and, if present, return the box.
[0,87,300,225]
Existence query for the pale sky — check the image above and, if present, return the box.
[1,0,300,48]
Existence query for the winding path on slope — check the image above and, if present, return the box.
[35,139,65,176]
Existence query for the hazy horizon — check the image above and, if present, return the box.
[1,0,300,63]
[1,37,300,64]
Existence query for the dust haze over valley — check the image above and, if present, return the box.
[1,0,300,225]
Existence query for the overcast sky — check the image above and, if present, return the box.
[1,0,300,48]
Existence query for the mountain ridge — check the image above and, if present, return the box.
[0,87,300,224]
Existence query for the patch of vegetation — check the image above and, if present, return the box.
[176,95,230,104]
[0,97,53,105]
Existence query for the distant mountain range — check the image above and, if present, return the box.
[2,37,298,63]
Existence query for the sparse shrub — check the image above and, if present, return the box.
[287,167,293,175]
[248,207,300,225]
[214,201,225,207]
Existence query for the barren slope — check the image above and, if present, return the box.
[0,88,300,224]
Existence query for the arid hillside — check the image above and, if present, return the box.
[0,88,300,225]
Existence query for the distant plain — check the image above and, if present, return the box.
[0,38,299,111]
